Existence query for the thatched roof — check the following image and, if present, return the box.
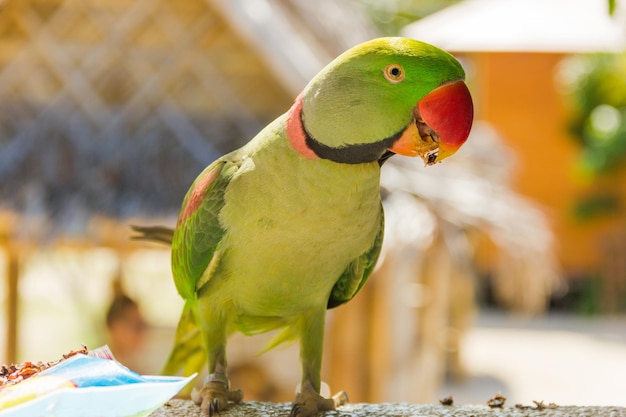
[0,0,379,236]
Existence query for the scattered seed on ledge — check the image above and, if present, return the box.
[439,395,454,406]
[487,393,506,408]
[533,400,558,410]
[515,400,559,410]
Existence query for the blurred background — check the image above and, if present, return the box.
[1,0,626,408]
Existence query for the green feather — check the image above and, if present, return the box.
[327,209,384,308]
[171,155,241,300]
[162,301,204,377]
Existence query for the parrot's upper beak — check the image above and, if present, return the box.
[389,80,474,166]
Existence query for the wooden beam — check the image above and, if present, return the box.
[1,227,19,365]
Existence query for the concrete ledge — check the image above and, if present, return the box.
[150,399,626,416]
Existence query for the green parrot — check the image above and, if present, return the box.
[133,37,473,417]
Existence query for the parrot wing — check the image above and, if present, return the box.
[171,154,241,301]
[327,208,384,309]
[161,155,241,379]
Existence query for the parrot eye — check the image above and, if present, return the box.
[383,64,405,84]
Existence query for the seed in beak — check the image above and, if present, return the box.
[414,108,440,145]
[426,150,438,165]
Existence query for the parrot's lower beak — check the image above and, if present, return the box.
[389,80,473,166]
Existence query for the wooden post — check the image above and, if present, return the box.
[1,229,19,364]
[6,247,19,364]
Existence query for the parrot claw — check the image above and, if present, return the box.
[207,398,220,417]
[289,389,349,417]
[193,374,243,416]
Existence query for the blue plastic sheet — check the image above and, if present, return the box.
[0,353,195,417]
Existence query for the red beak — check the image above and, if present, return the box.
[390,80,474,165]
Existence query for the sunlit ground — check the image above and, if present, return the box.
[1,248,626,406]
[442,312,626,407]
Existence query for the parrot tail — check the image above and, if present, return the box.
[130,225,174,245]
[162,302,206,379]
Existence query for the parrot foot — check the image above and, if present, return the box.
[191,373,243,416]
[290,388,349,417]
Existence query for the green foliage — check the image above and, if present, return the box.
[577,275,603,315]
[358,0,462,35]
[572,193,620,220]
[560,53,626,221]
[561,53,626,175]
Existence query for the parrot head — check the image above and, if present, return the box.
[287,37,473,166]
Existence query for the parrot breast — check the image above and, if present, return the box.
[209,118,382,324]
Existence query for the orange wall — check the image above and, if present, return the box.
[471,52,616,274]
